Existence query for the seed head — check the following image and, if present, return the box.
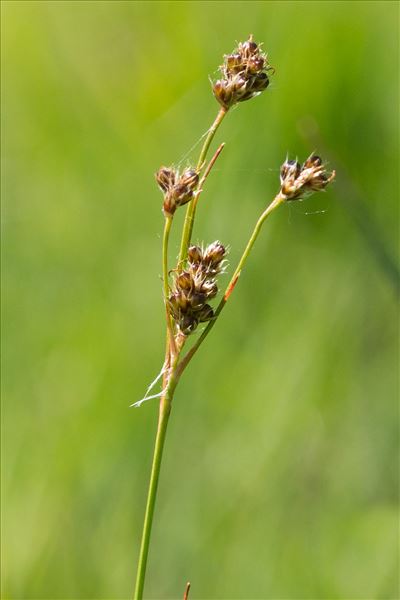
[279,154,335,201]
[213,35,273,110]
[168,241,227,335]
[155,166,199,216]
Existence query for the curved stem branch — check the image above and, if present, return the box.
[177,193,285,375]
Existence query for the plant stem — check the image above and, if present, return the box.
[133,378,176,600]
[162,215,177,357]
[177,193,285,375]
[196,107,227,172]
[192,143,225,215]
[178,107,227,264]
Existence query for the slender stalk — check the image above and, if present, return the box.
[177,193,285,375]
[133,216,180,598]
[178,107,227,264]
[162,215,177,357]
[196,107,227,172]
[133,378,176,600]
[192,143,225,215]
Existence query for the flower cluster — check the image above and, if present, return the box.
[213,35,273,110]
[168,242,227,335]
[155,166,199,216]
[279,154,336,201]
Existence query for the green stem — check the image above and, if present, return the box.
[133,379,176,600]
[178,107,227,265]
[177,193,285,375]
[162,215,176,357]
[196,107,227,173]
[134,213,185,598]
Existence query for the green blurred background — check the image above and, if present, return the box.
[2,1,399,598]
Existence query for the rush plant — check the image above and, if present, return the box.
[133,36,335,599]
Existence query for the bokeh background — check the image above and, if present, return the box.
[2,1,399,599]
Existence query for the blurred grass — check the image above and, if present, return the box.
[1,1,399,599]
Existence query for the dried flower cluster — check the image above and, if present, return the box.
[213,35,273,109]
[279,154,336,201]
[156,166,199,216]
[168,242,226,334]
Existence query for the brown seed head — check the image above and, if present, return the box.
[168,240,228,335]
[279,154,335,201]
[213,35,273,109]
[155,165,199,216]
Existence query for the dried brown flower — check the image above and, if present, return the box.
[213,35,273,110]
[279,154,335,201]
[168,242,227,334]
[155,166,199,216]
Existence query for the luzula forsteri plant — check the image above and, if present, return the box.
[133,36,335,599]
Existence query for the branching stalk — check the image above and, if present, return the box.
[178,107,227,264]
[177,193,285,375]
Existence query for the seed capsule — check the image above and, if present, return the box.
[156,167,176,192]
[241,39,258,56]
[197,304,214,323]
[204,241,226,268]
[213,79,234,109]
[169,291,190,313]
[200,280,218,299]
[175,271,193,292]
[173,183,193,207]
[232,74,247,94]
[280,159,301,182]
[188,245,203,265]
[190,291,208,309]
[163,191,176,216]
[248,55,265,73]
[180,169,199,190]
[303,154,322,169]
[226,53,243,73]
[179,314,198,335]
[252,72,269,92]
